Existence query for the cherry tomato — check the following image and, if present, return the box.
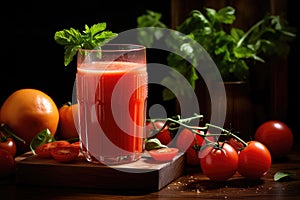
[228,137,244,154]
[200,143,239,182]
[176,128,215,166]
[57,102,79,140]
[0,136,17,157]
[50,146,80,163]
[254,120,293,159]
[146,121,172,145]
[0,148,15,177]
[35,140,70,158]
[238,140,272,179]
[148,147,179,162]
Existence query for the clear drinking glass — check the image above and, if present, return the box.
[76,44,148,165]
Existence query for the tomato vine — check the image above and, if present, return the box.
[0,123,26,144]
[145,113,248,151]
[145,113,272,181]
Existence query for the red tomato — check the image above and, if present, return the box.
[238,140,272,179]
[146,121,172,145]
[148,147,179,162]
[200,143,239,182]
[0,137,17,157]
[70,141,80,149]
[35,140,70,158]
[228,137,245,153]
[0,148,15,177]
[254,120,293,159]
[35,143,53,158]
[57,102,79,140]
[50,146,80,162]
[48,140,70,147]
[176,128,215,166]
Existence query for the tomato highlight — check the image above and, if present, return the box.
[0,137,17,157]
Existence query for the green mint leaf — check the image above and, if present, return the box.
[54,28,82,46]
[30,128,55,154]
[274,171,295,181]
[84,23,107,36]
[64,45,81,66]
[54,22,118,66]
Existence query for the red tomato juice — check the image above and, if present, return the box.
[76,61,148,164]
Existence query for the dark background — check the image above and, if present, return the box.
[1,0,171,107]
[1,1,299,141]
[285,0,300,142]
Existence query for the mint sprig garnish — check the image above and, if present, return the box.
[54,22,118,66]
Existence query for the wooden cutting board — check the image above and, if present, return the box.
[15,151,184,191]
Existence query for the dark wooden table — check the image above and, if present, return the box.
[1,145,300,200]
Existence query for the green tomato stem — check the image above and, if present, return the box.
[146,113,248,148]
[0,131,7,142]
[0,123,26,144]
[147,113,205,134]
[205,123,248,147]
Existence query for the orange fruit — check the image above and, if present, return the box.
[57,102,79,140]
[0,88,59,153]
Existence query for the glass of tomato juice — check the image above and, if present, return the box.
[76,44,148,165]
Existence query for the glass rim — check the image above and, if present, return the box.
[78,44,146,53]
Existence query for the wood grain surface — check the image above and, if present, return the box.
[1,145,300,199]
[15,151,184,192]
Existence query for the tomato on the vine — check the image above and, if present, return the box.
[148,147,179,162]
[146,121,172,145]
[238,140,272,179]
[176,128,215,166]
[254,120,293,159]
[228,137,244,154]
[50,146,80,163]
[0,135,17,157]
[200,143,239,182]
[0,148,15,177]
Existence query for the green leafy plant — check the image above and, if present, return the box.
[137,10,167,48]
[54,22,118,66]
[137,6,296,101]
